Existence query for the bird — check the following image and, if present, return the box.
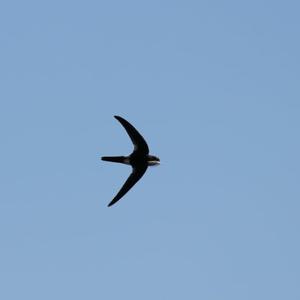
[101,115,160,207]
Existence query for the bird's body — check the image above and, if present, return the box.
[101,116,159,207]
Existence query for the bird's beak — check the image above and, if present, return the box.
[148,159,160,166]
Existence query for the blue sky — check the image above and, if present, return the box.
[1,1,300,299]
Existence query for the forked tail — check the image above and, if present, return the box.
[101,156,126,164]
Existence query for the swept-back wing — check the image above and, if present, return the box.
[107,165,147,207]
[114,116,149,155]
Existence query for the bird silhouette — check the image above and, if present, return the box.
[102,116,160,207]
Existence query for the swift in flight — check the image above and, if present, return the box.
[102,116,160,207]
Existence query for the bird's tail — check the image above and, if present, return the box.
[101,156,126,164]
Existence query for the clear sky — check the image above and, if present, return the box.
[1,1,300,299]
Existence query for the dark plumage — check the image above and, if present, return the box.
[102,116,160,207]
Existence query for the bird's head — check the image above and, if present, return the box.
[147,155,160,166]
